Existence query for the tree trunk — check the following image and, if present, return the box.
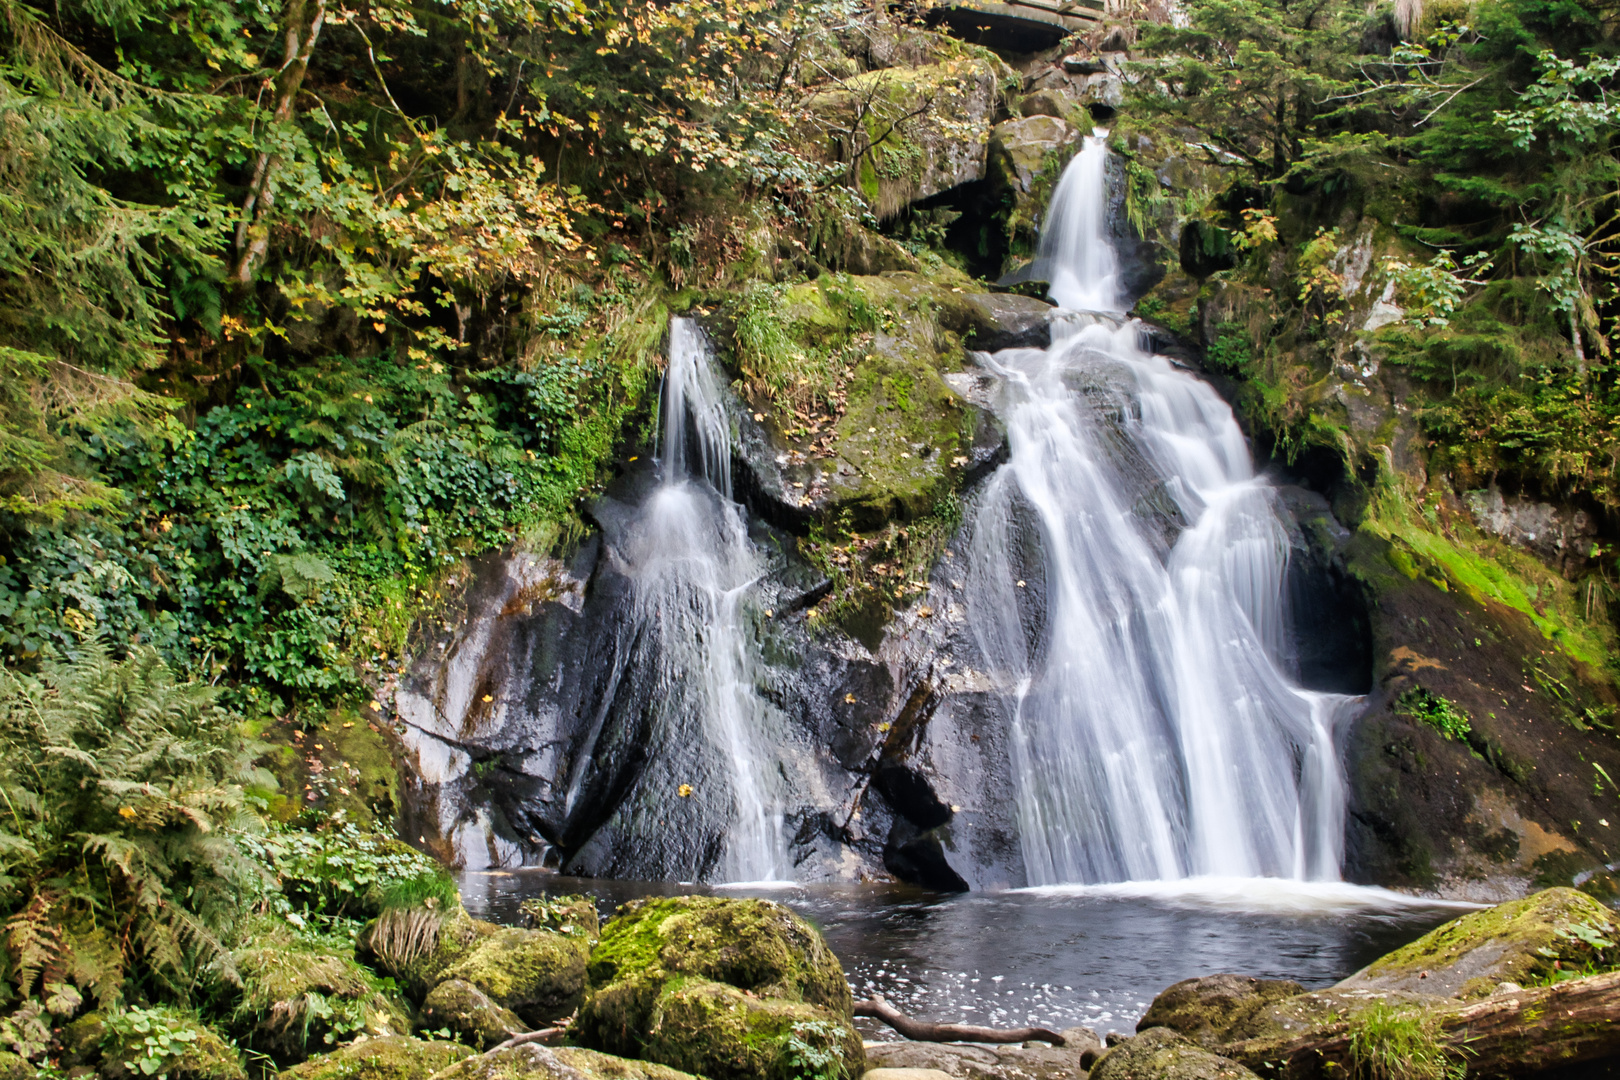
[1219,971,1620,1079]
[230,0,327,286]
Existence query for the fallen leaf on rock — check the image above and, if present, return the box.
[678,784,693,797]
[845,693,857,704]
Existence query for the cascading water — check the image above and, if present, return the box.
[966,132,1359,886]
[576,317,787,882]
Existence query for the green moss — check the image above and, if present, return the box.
[440,926,589,1024]
[276,1036,475,1080]
[1135,974,1307,1047]
[1361,484,1615,669]
[101,1008,247,1080]
[640,978,864,1080]
[432,1044,701,1080]
[578,897,859,1080]
[422,979,524,1049]
[364,905,499,997]
[230,918,409,1059]
[1090,1028,1258,1080]
[1343,887,1619,999]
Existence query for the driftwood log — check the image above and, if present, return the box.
[854,996,1066,1045]
[1220,970,1620,1079]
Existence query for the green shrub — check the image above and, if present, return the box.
[0,644,272,1006]
[1396,687,1473,742]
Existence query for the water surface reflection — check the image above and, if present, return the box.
[458,872,1469,1035]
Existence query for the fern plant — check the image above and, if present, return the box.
[0,643,273,1009]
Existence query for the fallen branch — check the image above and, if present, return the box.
[486,1026,567,1053]
[1220,970,1620,1078]
[854,995,1066,1045]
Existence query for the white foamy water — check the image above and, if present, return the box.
[598,318,787,882]
[965,133,1361,886]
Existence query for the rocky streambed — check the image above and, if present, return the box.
[254,882,1620,1080]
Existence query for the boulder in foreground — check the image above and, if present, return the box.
[576,896,863,1080]
[432,1044,702,1080]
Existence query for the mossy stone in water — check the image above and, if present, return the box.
[275,1035,474,1080]
[1136,974,1306,1047]
[577,897,861,1080]
[433,1043,701,1080]
[423,978,525,1049]
[1337,886,1619,999]
[638,977,864,1080]
[584,896,851,1012]
[1088,1028,1258,1080]
[440,926,590,1025]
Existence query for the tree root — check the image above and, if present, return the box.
[854,995,1066,1045]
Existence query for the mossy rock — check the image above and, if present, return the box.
[99,1012,247,1080]
[231,919,410,1060]
[432,1043,701,1080]
[361,906,501,999]
[623,977,863,1080]
[1337,887,1619,999]
[520,895,600,939]
[0,1051,32,1080]
[439,926,590,1025]
[422,979,525,1049]
[577,897,861,1080]
[1136,974,1307,1047]
[583,896,851,1014]
[275,1035,474,1080]
[1088,1027,1258,1080]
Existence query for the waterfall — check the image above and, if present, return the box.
[967,133,1358,885]
[595,317,786,882]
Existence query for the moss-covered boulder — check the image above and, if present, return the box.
[98,1010,247,1080]
[432,1043,700,1080]
[805,56,1008,219]
[0,1051,28,1080]
[1087,1027,1259,1080]
[1336,887,1619,999]
[438,926,590,1025]
[274,1036,474,1080]
[1135,974,1307,1047]
[231,920,410,1060]
[576,896,861,1080]
[360,905,500,999]
[633,978,863,1080]
[422,979,525,1049]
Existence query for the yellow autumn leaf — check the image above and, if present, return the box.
[678,784,693,797]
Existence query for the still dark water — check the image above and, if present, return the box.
[457,872,1471,1037]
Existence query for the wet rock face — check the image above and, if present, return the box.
[1464,486,1600,578]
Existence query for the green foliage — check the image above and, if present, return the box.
[1396,687,1473,742]
[1534,918,1620,982]
[102,1005,242,1080]
[0,644,271,1007]
[1346,1001,1465,1080]
[268,821,447,923]
[782,1019,846,1080]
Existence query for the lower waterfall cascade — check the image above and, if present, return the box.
[963,131,1358,886]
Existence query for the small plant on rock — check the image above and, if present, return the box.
[1346,1002,1465,1080]
[1396,687,1472,742]
[782,1019,846,1080]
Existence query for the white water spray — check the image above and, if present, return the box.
[620,318,787,882]
[968,133,1358,885]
